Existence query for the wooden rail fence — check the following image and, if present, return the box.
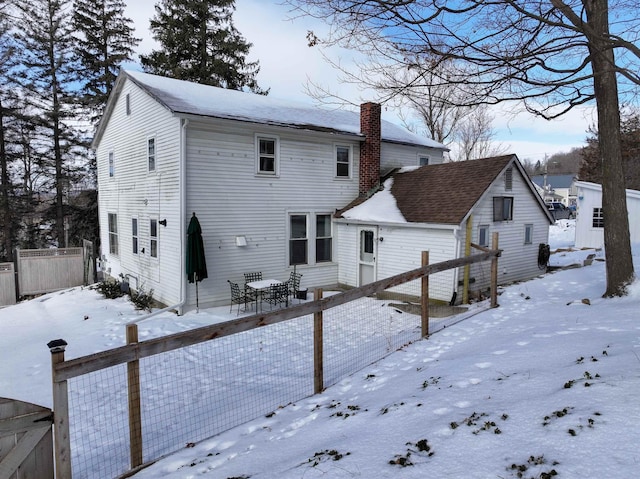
[49,241,500,478]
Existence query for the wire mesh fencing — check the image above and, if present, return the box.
[51,248,499,479]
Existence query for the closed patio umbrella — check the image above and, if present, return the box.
[186,212,208,311]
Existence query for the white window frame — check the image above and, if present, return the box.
[524,224,533,245]
[478,224,490,247]
[592,207,604,228]
[289,213,308,266]
[132,217,139,255]
[150,218,158,258]
[108,213,118,256]
[147,137,156,172]
[418,155,430,166]
[493,196,513,222]
[315,214,332,263]
[108,150,115,178]
[335,144,352,178]
[256,135,279,176]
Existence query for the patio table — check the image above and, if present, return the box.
[246,279,283,312]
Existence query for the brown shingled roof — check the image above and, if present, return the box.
[338,155,518,225]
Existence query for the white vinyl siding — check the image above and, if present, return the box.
[96,78,182,306]
[462,163,550,293]
[184,120,354,306]
[380,142,445,170]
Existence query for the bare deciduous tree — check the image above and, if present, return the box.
[287,0,637,296]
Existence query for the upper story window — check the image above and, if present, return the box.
[108,213,118,256]
[493,196,513,221]
[592,207,604,228]
[148,137,156,172]
[335,145,352,178]
[419,156,430,166]
[126,93,131,115]
[108,151,115,177]
[257,136,278,175]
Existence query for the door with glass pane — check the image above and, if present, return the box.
[358,227,376,286]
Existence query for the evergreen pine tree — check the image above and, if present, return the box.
[73,0,140,123]
[15,0,86,248]
[0,0,19,261]
[140,0,268,94]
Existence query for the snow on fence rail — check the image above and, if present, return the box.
[48,245,500,479]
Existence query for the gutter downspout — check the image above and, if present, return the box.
[129,117,189,324]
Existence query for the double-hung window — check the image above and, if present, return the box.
[316,214,332,262]
[148,137,156,172]
[108,151,115,177]
[132,218,138,254]
[108,213,118,255]
[150,219,158,258]
[592,208,604,228]
[493,196,513,221]
[257,136,278,175]
[289,214,308,265]
[336,145,351,178]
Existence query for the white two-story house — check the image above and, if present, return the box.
[93,70,447,311]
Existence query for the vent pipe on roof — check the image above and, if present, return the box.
[359,102,381,196]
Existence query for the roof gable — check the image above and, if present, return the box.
[93,69,448,150]
[337,155,552,225]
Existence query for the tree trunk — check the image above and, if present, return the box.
[0,98,12,261]
[587,1,634,296]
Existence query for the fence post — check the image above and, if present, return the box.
[491,232,499,308]
[48,339,72,479]
[421,251,429,337]
[126,324,143,468]
[313,288,324,394]
[463,216,472,304]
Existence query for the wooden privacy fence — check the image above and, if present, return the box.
[49,242,500,479]
[0,263,16,307]
[15,248,85,297]
[0,397,54,479]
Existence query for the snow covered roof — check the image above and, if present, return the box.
[94,69,447,150]
[337,155,553,225]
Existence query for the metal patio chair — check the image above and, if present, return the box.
[287,272,303,301]
[227,280,251,315]
[263,282,289,310]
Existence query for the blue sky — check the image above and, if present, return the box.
[125,0,594,162]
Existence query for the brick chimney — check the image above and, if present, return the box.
[359,102,381,196]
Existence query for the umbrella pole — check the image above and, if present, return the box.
[195,272,199,313]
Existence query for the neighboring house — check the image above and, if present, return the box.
[574,181,640,249]
[531,174,578,207]
[335,155,554,303]
[93,70,447,311]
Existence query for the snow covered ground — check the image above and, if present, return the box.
[3,220,640,478]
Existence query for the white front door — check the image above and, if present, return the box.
[358,227,377,286]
